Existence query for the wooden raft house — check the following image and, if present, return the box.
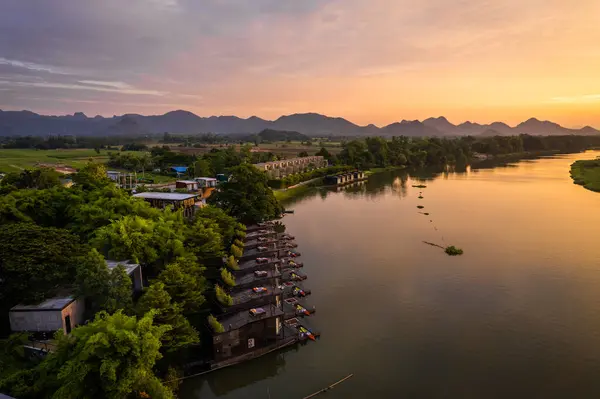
[324,170,366,186]
[209,222,319,369]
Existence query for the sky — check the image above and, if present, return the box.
[1,0,600,128]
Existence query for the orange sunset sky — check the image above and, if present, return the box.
[1,0,599,128]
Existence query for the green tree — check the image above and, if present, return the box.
[193,158,213,177]
[0,168,62,192]
[0,223,85,309]
[315,147,333,162]
[137,282,199,353]
[54,311,172,398]
[75,249,133,316]
[157,259,206,313]
[0,186,81,228]
[208,164,283,224]
[91,214,187,271]
[72,162,112,190]
[194,205,239,246]
[185,218,225,260]
[69,185,160,238]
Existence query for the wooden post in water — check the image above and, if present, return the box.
[301,374,354,399]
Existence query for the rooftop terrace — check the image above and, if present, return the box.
[230,286,283,306]
[217,304,283,332]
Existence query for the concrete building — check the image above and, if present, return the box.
[254,156,327,179]
[196,177,218,188]
[175,180,199,192]
[9,296,85,335]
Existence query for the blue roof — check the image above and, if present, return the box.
[170,166,188,173]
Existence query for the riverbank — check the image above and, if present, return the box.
[274,183,317,202]
[570,158,600,192]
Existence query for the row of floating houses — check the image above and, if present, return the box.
[324,170,366,186]
[209,221,318,368]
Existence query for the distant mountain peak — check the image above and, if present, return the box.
[0,109,597,137]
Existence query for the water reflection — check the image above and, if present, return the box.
[181,345,300,397]
[183,151,600,399]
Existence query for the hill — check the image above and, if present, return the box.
[0,109,598,137]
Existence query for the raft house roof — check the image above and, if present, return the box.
[170,166,188,173]
[235,269,282,287]
[133,192,198,201]
[105,260,141,276]
[217,304,283,331]
[230,286,283,305]
[235,257,282,273]
[11,296,75,312]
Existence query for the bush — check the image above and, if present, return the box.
[231,244,243,258]
[272,221,286,233]
[221,268,236,287]
[235,229,246,239]
[208,314,225,333]
[226,255,239,270]
[445,246,464,256]
[216,285,233,306]
[233,239,244,248]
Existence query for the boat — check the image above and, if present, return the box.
[283,210,295,214]
[299,326,316,341]
[296,304,310,316]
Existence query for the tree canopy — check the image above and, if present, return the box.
[208,164,283,224]
[0,311,175,399]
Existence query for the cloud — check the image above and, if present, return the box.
[0,80,166,96]
[78,80,134,90]
[0,57,74,75]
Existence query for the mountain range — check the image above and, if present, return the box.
[0,109,597,137]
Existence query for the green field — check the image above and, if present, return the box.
[570,158,600,192]
[0,149,116,173]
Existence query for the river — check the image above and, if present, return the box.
[181,151,600,399]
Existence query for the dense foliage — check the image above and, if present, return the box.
[0,311,175,399]
[209,164,283,224]
[333,135,600,170]
[0,157,281,396]
[570,158,600,192]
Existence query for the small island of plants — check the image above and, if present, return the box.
[570,158,600,192]
[445,246,464,256]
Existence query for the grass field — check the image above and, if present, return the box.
[0,149,116,173]
[175,141,343,158]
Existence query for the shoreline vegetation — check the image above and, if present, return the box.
[570,158,600,192]
[274,165,406,202]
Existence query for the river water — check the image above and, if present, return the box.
[181,151,600,399]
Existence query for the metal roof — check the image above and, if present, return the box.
[11,296,75,312]
[133,192,198,201]
[170,166,188,172]
[105,260,140,276]
[196,177,217,181]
